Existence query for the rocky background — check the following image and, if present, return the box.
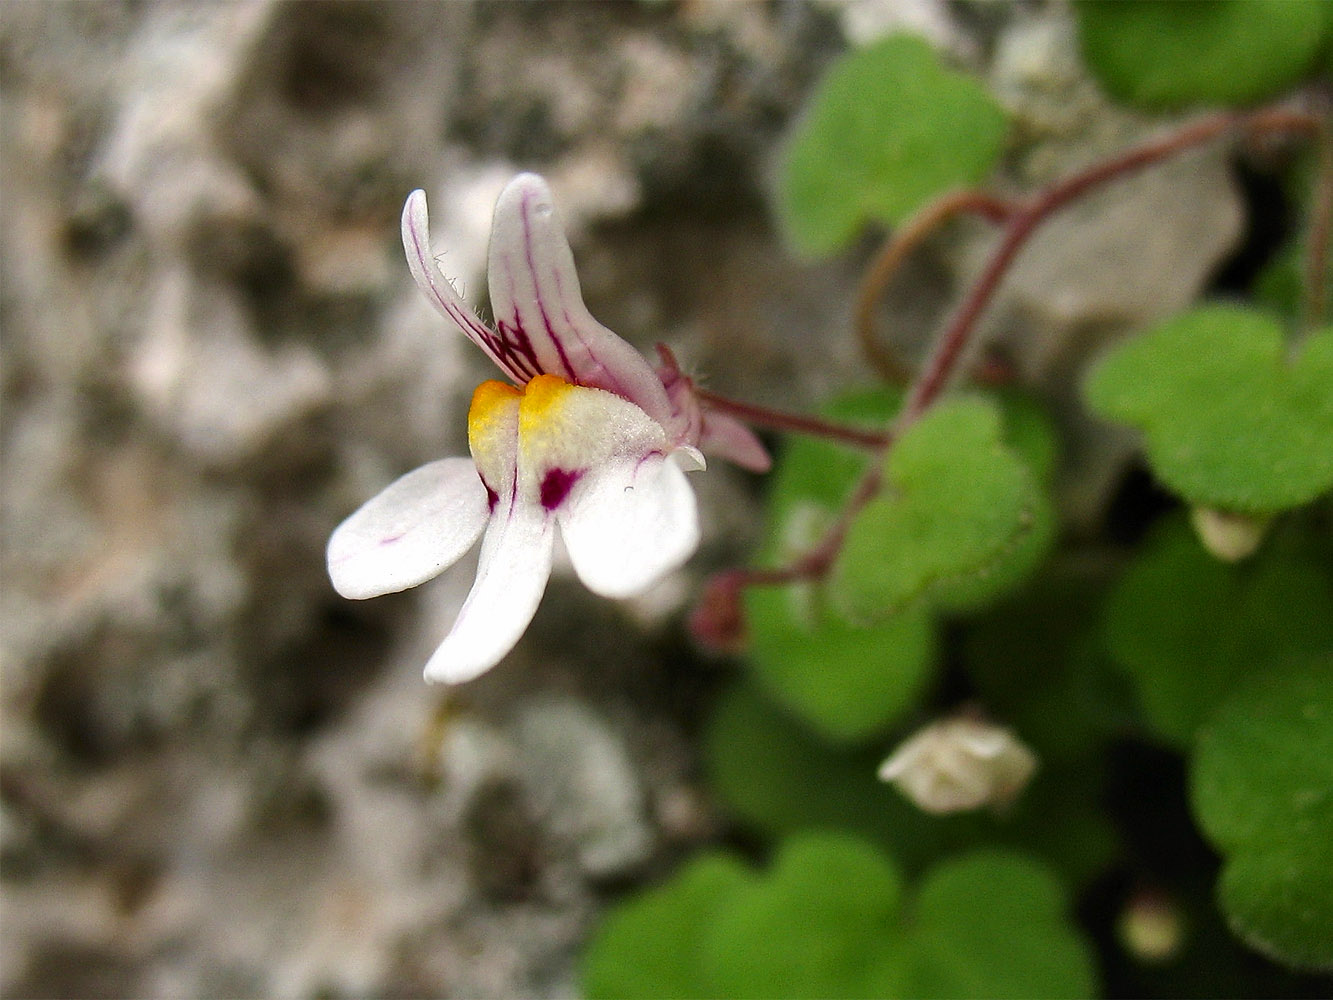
[1,2,1244,997]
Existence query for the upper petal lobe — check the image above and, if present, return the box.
[487,174,673,424]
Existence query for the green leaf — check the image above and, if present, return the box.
[994,388,1061,487]
[704,681,1115,886]
[1103,518,1333,745]
[704,680,907,848]
[701,834,907,999]
[777,34,1007,256]
[1086,306,1333,514]
[750,386,934,741]
[833,397,1051,622]
[964,567,1134,764]
[583,834,1097,999]
[762,388,901,533]
[1073,0,1330,109]
[582,853,753,999]
[1191,657,1333,971]
[903,852,1098,999]
[745,583,935,742]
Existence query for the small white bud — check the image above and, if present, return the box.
[1189,505,1269,562]
[878,717,1037,815]
[1118,890,1185,964]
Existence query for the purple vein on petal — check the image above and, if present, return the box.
[519,189,575,381]
[404,193,530,384]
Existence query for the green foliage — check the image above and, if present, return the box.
[704,681,1118,887]
[1191,658,1333,971]
[748,387,935,741]
[833,397,1052,622]
[777,34,1007,256]
[963,567,1134,764]
[1073,0,1331,109]
[1086,306,1333,514]
[588,17,1333,991]
[580,854,752,999]
[701,835,905,998]
[902,852,1098,999]
[704,680,905,849]
[748,389,1056,740]
[582,833,1097,999]
[744,583,935,742]
[1102,519,1333,746]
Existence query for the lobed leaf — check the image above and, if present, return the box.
[777,35,1007,257]
[1191,657,1333,971]
[745,583,935,743]
[832,397,1051,622]
[583,832,1097,999]
[1103,518,1333,745]
[1073,0,1331,109]
[1085,306,1333,515]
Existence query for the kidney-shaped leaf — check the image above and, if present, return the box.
[833,397,1050,622]
[1191,657,1333,971]
[778,34,1007,257]
[1086,307,1333,514]
[1074,0,1330,109]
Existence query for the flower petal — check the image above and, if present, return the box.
[423,500,555,684]
[327,457,489,600]
[558,452,700,599]
[700,410,772,472]
[401,190,529,384]
[487,174,673,424]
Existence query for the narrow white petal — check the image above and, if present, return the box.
[487,174,673,424]
[558,453,699,599]
[327,458,489,600]
[401,190,529,383]
[423,500,555,684]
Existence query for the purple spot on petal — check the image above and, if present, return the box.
[485,484,500,512]
[539,467,583,510]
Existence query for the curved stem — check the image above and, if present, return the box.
[900,106,1319,421]
[723,104,1324,604]
[855,191,1013,383]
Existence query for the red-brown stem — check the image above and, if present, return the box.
[1304,116,1333,330]
[725,104,1323,601]
[855,190,1014,383]
[696,389,889,449]
[901,106,1319,421]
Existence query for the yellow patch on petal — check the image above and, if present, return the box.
[468,381,521,484]
[519,374,575,428]
[517,373,584,457]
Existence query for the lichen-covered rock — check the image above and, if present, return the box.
[0,2,844,996]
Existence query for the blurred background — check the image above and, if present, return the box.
[0,1,1300,997]
[0,2,860,995]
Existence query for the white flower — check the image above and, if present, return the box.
[878,717,1037,814]
[327,174,767,684]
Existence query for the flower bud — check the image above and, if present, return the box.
[1118,889,1185,964]
[688,571,748,654]
[878,716,1037,814]
[1189,505,1269,562]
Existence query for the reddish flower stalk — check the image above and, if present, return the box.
[902,106,1318,422]
[694,390,889,450]
[691,103,1325,631]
